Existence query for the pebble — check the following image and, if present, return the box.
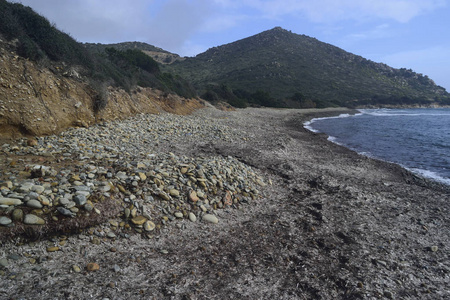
[12,209,24,221]
[0,258,9,268]
[0,197,22,206]
[0,216,12,226]
[23,214,45,225]
[131,216,147,225]
[46,246,60,252]
[202,214,219,224]
[26,199,43,209]
[188,212,197,222]
[72,265,81,273]
[144,220,155,231]
[73,195,87,206]
[86,262,100,272]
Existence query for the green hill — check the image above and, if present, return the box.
[166,27,449,108]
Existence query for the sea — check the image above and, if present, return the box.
[304,108,450,186]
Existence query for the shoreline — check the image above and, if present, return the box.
[303,107,450,188]
[1,106,449,299]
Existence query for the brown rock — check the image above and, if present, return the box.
[86,262,100,272]
[27,138,38,147]
[223,190,233,206]
[189,190,199,202]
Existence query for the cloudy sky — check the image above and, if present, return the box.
[11,0,450,91]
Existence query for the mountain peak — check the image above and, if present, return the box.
[168,28,449,108]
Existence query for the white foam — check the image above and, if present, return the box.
[408,168,450,185]
[303,112,361,133]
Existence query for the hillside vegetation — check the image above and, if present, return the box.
[166,27,450,108]
[0,0,196,110]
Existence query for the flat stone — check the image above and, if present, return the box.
[46,246,60,252]
[0,197,22,206]
[174,212,183,218]
[202,214,218,224]
[131,216,147,225]
[138,172,147,181]
[27,199,43,209]
[0,216,12,226]
[31,185,45,194]
[18,182,34,193]
[23,214,45,225]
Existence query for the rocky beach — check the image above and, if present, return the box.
[0,106,449,299]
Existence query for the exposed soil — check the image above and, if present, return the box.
[1,107,449,299]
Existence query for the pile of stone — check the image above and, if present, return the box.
[0,112,267,238]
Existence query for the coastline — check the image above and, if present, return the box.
[1,106,449,299]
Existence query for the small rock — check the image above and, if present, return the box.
[188,212,197,222]
[202,214,218,224]
[174,212,183,218]
[72,265,81,273]
[23,214,45,225]
[223,191,232,206]
[73,195,87,206]
[46,246,60,252]
[131,216,147,225]
[189,190,199,202]
[12,209,24,221]
[430,246,439,252]
[0,258,9,268]
[27,199,43,209]
[106,232,116,239]
[57,207,74,217]
[113,264,121,273]
[31,185,45,194]
[27,138,38,147]
[0,197,22,206]
[86,262,100,272]
[144,220,155,231]
[169,189,180,197]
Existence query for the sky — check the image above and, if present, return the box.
[11,0,450,91]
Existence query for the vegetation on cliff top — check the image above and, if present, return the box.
[0,0,196,111]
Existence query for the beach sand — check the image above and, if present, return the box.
[1,106,449,299]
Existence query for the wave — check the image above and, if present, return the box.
[303,113,361,132]
[359,108,450,117]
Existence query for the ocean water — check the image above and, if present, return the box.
[304,108,450,185]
